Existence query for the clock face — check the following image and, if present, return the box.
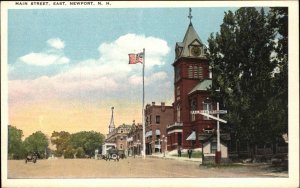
[191,46,201,56]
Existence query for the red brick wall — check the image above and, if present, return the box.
[172,57,218,149]
[145,102,174,152]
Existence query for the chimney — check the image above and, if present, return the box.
[161,102,166,111]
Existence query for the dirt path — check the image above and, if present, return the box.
[7,158,287,178]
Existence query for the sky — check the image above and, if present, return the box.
[7,6,239,139]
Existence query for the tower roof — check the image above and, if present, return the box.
[108,107,115,133]
[175,9,207,60]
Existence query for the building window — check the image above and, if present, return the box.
[193,65,198,78]
[211,142,217,154]
[156,115,160,124]
[190,99,197,121]
[188,65,193,78]
[175,65,181,81]
[120,144,123,150]
[146,116,149,126]
[177,104,181,122]
[204,128,213,134]
[198,66,203,79]
[120,137,123,141]
[188,65,203,79]
[176,86,180,96]
[203,99,212,120]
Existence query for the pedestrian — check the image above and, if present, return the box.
[188,148,193,159]
[178,147,182,157]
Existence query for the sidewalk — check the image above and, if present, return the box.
[148,153,202,163]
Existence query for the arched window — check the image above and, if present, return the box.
[177,104,181,122]
[190,99,197,121]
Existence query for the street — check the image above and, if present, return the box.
[7,157,287,178]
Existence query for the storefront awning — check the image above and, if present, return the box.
[155,129,161,135]
[145,131,152,137]
[186,131,196,141]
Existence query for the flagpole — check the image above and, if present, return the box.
[142,48,146,159]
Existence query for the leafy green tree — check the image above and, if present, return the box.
[75,147,85,158]
[23,131,49,158]
[267,7,288,138]
[64,145,75,159]
[208,7,287,158]
[70,131,105,156]
[8,125,25,159]
[50,131,71,157]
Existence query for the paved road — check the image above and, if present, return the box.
[7,157,287,179]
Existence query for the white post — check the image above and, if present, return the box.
[165,137,167,157]
[142,48,146,159]
[216,102,221,163]
[217,102,220,152]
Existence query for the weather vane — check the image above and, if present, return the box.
[188,8,193,24]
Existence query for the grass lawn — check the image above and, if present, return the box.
[171,151,203,158]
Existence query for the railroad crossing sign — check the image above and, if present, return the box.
[190,103,227,164]
[191,110,227,115]
[190,110,228,123]
[199,112,227,123]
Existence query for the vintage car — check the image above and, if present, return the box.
[105,148,120,161]
[25,153,38,164]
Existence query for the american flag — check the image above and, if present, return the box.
[128,52,144,64]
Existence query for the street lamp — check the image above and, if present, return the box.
[162,135,167,157]
[137,139,140,155]
[158,138,161,153]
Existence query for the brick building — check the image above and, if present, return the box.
[104,107,131,151]
[126,121,143,156]
[167,16,220,151]
[145,102,174,155]
[105,123,131,151]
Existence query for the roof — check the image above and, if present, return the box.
[186,131,196,141]
[188,79,212,95]
[175,23,207,59]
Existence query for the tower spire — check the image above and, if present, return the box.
[108,107,115,133]
[188,8,193,25]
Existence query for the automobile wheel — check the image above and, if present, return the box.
[111,154,118,160]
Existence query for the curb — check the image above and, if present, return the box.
[148,155,202,163]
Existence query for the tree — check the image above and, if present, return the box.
[23,131,49,158]
[50,131,71,157]
[208,7,288,158]
[70,131,105,156]
[8,125,25,159]
[267,7,288,137]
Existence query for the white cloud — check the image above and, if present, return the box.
[18,38,69,66]
[19,52,70,66]
[129,71,168,86]
[98,33,170,68]
[47,38,65,49]
[10,34,172,103]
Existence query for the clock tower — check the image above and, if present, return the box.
[167,8,216,150]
